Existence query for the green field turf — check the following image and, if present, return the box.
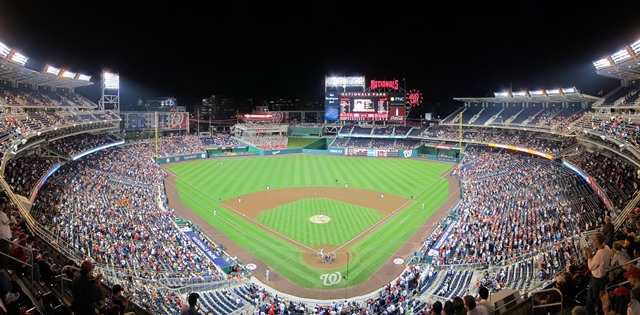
[164,154,454,290]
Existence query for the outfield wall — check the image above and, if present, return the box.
[155,148,462,165]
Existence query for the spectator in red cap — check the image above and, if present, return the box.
[624,266,640,290]
[71,260,103,315]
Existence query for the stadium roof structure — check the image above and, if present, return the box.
[0,59,93,90]
[592,38,640,82]
[453,87,600,104]
[0,40,93,90]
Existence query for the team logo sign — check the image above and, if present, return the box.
[319,272,343,286]
[403,150,412,158]
[271,112,284,123]
[245,263,257,271]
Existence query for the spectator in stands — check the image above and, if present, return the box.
[464,295,488,315]
[623,266,640,291]
[571,305,587,315]
[179,292,200,315]
[9,237,41,283]
[0,204,11,269]
[610,241,631,282]
[431,300,443,315]
[443,300,455,315]
[584,232,612,315]
[602,216,615,248]
[535,276,564,315]
[71,260,103,315]
[599,286,635,315]
[107,284,135,315]
[452,296,466,315]
[36,251,60,287]
[0,270,19,306]
[477,286,495,314]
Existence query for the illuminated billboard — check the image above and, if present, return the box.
[388,106,406,123]
[324,92,340,107]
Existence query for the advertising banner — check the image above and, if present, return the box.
[156,152,207,164]
[324,106,339,121]
[388,106,405,123]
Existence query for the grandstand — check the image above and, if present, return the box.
[0,35,639,315]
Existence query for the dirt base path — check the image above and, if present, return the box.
[165,168,460,300]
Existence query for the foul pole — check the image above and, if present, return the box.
[459,112,463,156]
[155,111,159,159]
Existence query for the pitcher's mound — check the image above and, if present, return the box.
[309,215,331,224]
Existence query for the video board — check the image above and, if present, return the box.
[338,92,388,120]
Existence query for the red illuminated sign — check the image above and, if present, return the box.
[407,89,423,107]
[370,80,399,90]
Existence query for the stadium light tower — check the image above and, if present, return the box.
[99,71,120,112]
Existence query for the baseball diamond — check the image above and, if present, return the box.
[163,154,460,299]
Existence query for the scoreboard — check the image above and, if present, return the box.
[324,91,406,123]
[339,92,389,120]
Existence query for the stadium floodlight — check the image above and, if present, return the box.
[512,91,527,97]
[529,90,544,96]
[631,39,640,54]
[0,42,10,58]
[44,65,61,75]
[325,76,366,87]
[77,74,91,81]
[611,49,631,64]
[494,91,509,97]
[545,88,561,95]
[10,51,28,66]
[103,72,120,90]
[60,70,76,79]
[593,58,612,70]
[562,87,577,94]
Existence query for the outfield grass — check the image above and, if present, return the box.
[165,155,453,289]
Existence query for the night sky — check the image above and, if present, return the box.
[1,1,639,117]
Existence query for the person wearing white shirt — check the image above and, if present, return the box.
[585,232,612,315]
[0,204,11,269]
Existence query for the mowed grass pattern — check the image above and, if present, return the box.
[256,198,382,246]
[165,154,453,289]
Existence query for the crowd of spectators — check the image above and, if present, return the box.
[2,103,640,314]
[28,143,229,314]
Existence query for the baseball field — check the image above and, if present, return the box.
[163,154,457,297]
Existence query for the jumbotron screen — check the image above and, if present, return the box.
[338,92,388,120]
